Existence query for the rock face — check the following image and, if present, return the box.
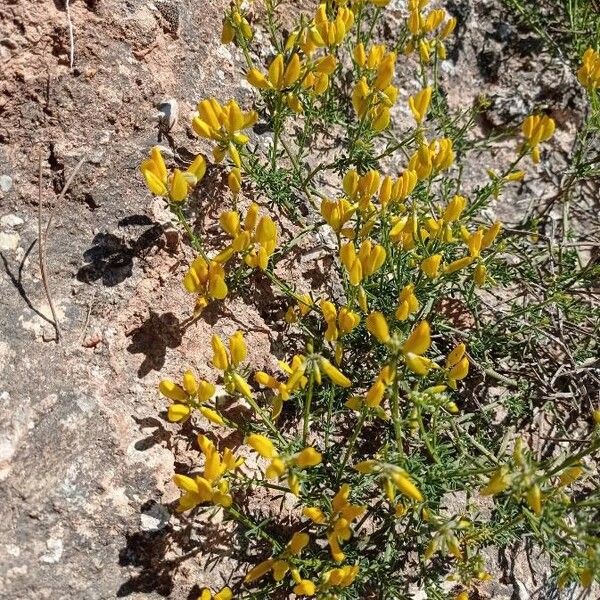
[0,0,593,598]
[0,0,242,597]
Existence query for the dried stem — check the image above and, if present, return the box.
[38,152,61,343]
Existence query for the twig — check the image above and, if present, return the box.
[65,0,75,69]
[38,152,61,342]
[45,154,87,240]
[80,293,96,343]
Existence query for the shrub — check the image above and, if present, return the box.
[140,1,600,598]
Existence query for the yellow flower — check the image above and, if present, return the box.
[473,263,487,287]
[421,254,442,279]
[521,114,555,163]
[558,466,584,487]
[219,210,241,237]
[294,447,322,468]
[445,343,469,388]
[192,98,257,166]
[526,483,542,515]
[246,435,320,491]
[222,7,252,43]
[408,86,432,123]
[395,283,419,321]
[140,147,207,202]
[323,564,359,588]
[439,16,457,39]
[229,331,247,366]
[227,168,241,195]
[443,195,467,222]
[374,51,396,90]
[390,470,424,502]
[159,371,220,424]
[244,559,276,584]
[480,466,511,496]
[481,221,502,249]
[211,334,229,370]
[310,3,354,48]
[366,311,391,344]
[577,48,600,90]
[220,18,235,44]
[404,353,435,376]
[353,42,367,66]
[246,433,277,458]
[423,8,445,33]
[320,300,361,342]
[140,146,168,195]
[340,240,386,285]
[408,137,455,177]
[231,372,251,399]
[244,532,311,590]
[319,358,352,387]
[321,197,355,233]
[445,256,473,275]
[159,379,188,402]
[173,436,242,511]
[292,578,316,596]
[248,53,303,91]
[304,484,365,563]
[198,587,232,600]
[400,321,435,375]
[338,306,360,335]
[355,460,424,503]
[183,257,228,313]
[215,203,278,269]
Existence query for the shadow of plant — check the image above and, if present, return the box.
[126,311,184,378]
[77,220,163,286]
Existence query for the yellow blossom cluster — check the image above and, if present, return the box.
[192,98,257,167]
[303,484,366,563]
[351,44,398,131]
[140,146,206,202]
[405,0,457,62]
[173,434,243,510]
[216,203,277,269]
[159,369,222,425]
[246,433,322,495]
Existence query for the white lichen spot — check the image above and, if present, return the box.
[40,538,63,564]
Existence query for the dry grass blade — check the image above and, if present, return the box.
[38,151,62,343]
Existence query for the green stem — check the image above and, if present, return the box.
[390,357,404,456]
[280,135,300,174]
[324,384,334,450]
[544,436,600,478]
[416,404,440,464]
[337,408,367,483]
[227,505,281,548]
[244,391,285,444]
[302,370,315,445]
[172,204,208,260]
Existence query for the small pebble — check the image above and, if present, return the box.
[1,214,23,228]
[0,175,13,193]
[0,231,20,251]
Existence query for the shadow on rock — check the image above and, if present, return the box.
[132,416,173,452]
[117,526,181,597]
[127,311,183,378]
[77,223,163,286]
[117,503,239,598]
